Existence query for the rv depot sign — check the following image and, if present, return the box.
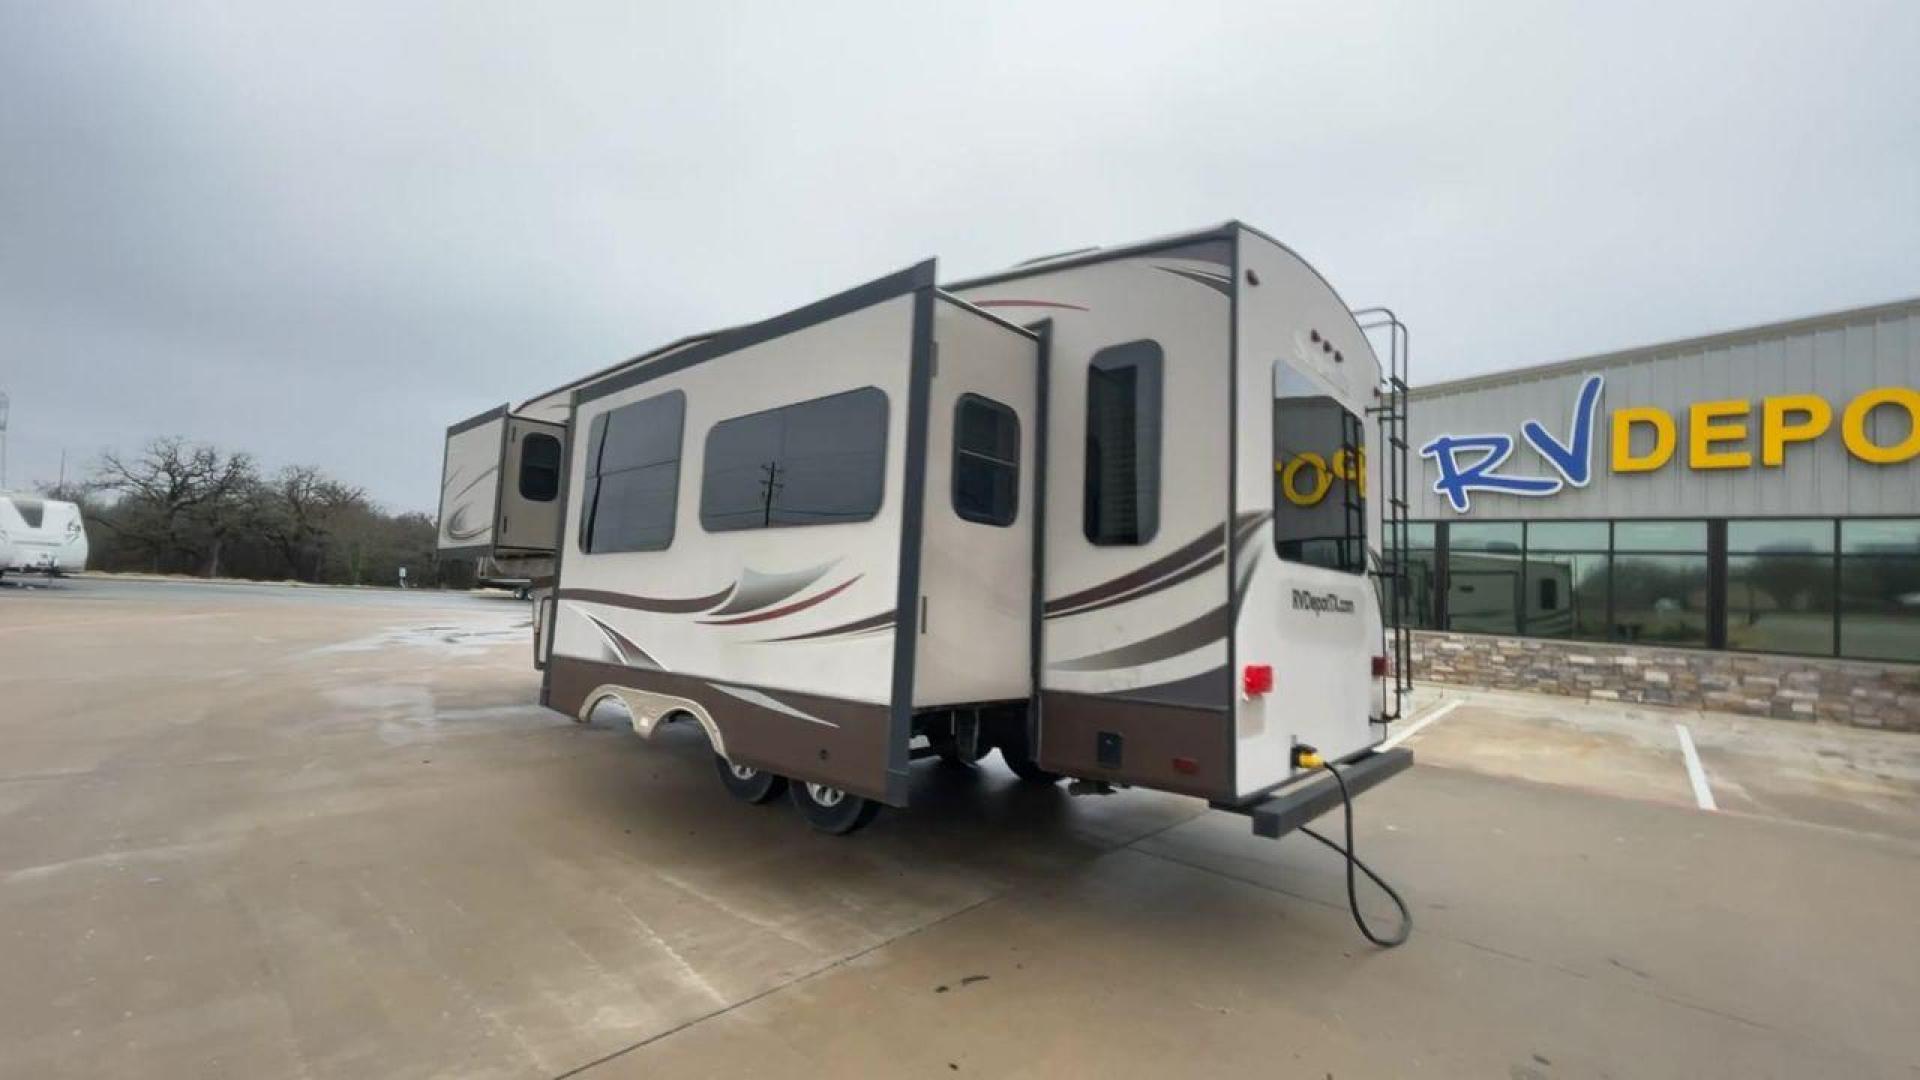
[1418,376,1920,513]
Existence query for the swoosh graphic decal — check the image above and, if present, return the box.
[1050,604,1229,673]
[1044,524,1225,616]
[1156,265,1233,298]
[446,505,488,541]
[704,560,838,617]
[559,585,735,614]
[449,465,498,502]
[1048,550,1225,621]
[1101,665,1230,710]
[760,609,895,643]
[708,683,839,729]
[698,576,861,626]
[973,299,1091,312]
[580,611,664,669]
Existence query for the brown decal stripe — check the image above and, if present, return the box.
[581,612,663,669]
[1047,550,1224,621]
[1100,665,1230,710]
[760,608,896,643]
[1050,604,1229,672]
[559,585,734,614]
[1043,523,1225,616]
[698,576,862,626]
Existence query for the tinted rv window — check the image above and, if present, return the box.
[701,387,888,531]
[518,432,562,502]
[1084,341,1162,545]
[1273,363,1366,574]
[580,390,685,553]
[953,394,1019,527]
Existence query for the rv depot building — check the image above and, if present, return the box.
[1402,296,1920,730]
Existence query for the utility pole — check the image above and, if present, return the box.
[759,460,784,527]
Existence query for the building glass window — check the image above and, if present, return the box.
[1611,554,1709,646]
[1525,519,1609,641]
[701,387,889,532]
[1085,341,1163,545]
[1273,362,1366,574]
[1450,521,1523,552]
[580,391,685,554]
[953,394,1019,527]
[1726,520,1836,656]
[1839,518,1920,662]
[1614,520,1707,552]
[518,432,563,502]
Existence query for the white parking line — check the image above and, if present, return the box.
[1675,723,1717,811]
[1381,700,1463,750]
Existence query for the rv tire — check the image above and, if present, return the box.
[714,754,787,804]
[789,782,881,835]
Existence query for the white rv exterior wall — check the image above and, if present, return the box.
[1232,228,1386,796]
[955,244,1233,700]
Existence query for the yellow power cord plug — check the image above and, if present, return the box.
[1292,746,1323,769]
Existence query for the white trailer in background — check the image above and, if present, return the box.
[437,223,1416,861]
[0,494,89,578]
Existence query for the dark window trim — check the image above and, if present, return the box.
[951,392,1020,528]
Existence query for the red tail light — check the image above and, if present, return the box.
[1371,655,1389,678]
[1242,664,1274,696]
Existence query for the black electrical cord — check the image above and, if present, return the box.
[1297,760,1412,948]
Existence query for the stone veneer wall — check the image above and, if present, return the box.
[1411,631,1920,733]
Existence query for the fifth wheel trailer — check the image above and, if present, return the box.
[437,223,1416,850]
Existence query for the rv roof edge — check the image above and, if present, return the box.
[575,258,938,406]
[948,221,1238,292]
[447,403,509,436]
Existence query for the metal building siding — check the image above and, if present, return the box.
[1406,303,1920,520]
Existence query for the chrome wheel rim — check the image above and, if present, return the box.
[805,783,845,807]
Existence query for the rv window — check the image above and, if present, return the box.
[953,394,1019,527]
[580,390,685,554]
[518,432,563,502]
[1084,341,1163,545]
[1273,363,1366,574]
[701,387,888,532]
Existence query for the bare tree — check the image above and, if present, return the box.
[255,465,368,581]
[90,437,258,575]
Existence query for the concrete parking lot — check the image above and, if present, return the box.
[3,577,1918,1079]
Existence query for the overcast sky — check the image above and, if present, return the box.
[2,1,1915,512]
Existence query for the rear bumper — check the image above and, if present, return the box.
[1213,747,1413,840]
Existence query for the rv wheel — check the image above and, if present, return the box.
[714,754,788,804]
[789,782,881,835]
